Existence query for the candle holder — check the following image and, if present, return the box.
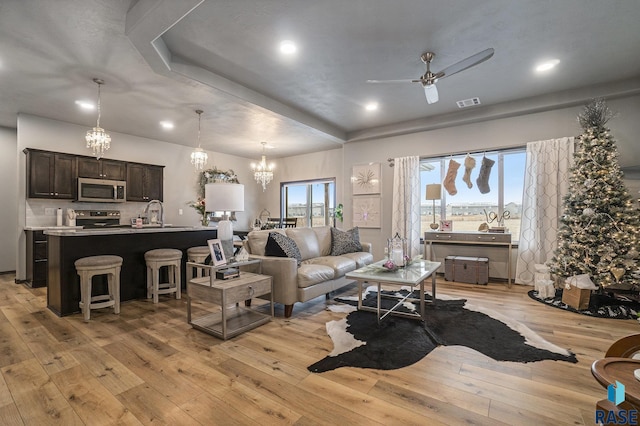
[387,233,407,268]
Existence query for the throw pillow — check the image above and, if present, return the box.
[265,232,302,265]
[330,227,362,256]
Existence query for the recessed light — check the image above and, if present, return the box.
[160,121,174,130]
[279,40,297,55]
[365,102,378,111]
[535,59,560,72]
[75,100,95,110]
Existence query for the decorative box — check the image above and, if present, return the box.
[216,268,239,280]
[561,285,591,310]
[535,279,555,299]
[444,256,489,285]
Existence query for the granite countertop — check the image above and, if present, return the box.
[25,226,84,231]
[42,225,213,236]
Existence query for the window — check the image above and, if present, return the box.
[420,148,526,240]
[281,178,336,227]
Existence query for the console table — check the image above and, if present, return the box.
[424,231,512,287]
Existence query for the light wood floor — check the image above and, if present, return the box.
[0,273,637,425]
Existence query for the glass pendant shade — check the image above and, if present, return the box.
[85,78,111,159]
[191,109,208,170]
[251,142,275,191]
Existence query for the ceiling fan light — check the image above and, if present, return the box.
[424,84,439,104]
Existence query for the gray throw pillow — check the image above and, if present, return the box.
[265,232,302,265]
[330,227,362,256]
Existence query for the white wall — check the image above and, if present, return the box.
[15,114,265,279]
[0,127,17,272]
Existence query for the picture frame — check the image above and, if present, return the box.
[352,196,381,228]
[352,163,381,195]
[440,220,453,231]
[207,238,227,266]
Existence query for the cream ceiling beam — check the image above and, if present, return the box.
[125,0,346,145]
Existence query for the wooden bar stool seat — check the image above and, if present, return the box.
[145,248,182,303]
[187,246,210,278]
[74,255,123,322]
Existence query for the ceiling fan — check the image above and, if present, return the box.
[367,48,495,104]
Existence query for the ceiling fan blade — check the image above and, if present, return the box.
[424,84,438,104]
[437,48,494,79]
[367,79,422,84]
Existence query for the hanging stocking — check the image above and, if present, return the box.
[476,156,495,194]
[443,159,461,196]
[462,154,476,189]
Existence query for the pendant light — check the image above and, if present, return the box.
[190,109,208,170]
[251,142,275,191]
[85,78,111,159]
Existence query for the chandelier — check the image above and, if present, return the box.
[85,78,111,159]
[251,142,275,191]
[190,109,208,170]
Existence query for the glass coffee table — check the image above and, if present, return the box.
[346,258,442,343]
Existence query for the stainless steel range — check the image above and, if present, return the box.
[74,210,122,228]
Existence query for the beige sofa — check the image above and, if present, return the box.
[244,226,373,317]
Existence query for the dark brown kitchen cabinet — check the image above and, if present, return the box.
[126,163,164,202]
[25,230,47,288]
[77,157,126,180]
[25,149,76,199]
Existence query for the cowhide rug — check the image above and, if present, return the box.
[308,287,577,373]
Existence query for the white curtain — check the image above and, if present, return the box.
[392,156,421,257]
[515,137,575,285]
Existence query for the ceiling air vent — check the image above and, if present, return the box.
[456,97,481,108]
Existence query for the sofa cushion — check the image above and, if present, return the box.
[285,228,321,261]
[265,232,302,265]
[339,251,374,268]
[304,255,357,278]
[247,229,286,256]
[330,227,362,256]
[297,264,335,289]
[313,226,333,256]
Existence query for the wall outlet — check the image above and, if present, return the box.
[44,208,55,215]
[178,209,183,215]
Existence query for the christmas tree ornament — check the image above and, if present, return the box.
[476,156,495,194]
[610,267,625,282]
[462,154,476,189]
[443,159,461,196]
[582,208,595,217]
[584,178,594,188]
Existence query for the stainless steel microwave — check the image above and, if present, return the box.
[77,178,126,203]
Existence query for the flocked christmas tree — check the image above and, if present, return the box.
[548,99,639,289]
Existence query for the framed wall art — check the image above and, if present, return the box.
[440,220,453,231]
[352,196,381,228]
[352,163,381,195]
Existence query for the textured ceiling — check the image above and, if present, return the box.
[0,0,639,160]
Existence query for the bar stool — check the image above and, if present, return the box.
[187,246,211,278]
[145,248,182,303]
[74,255,123,322]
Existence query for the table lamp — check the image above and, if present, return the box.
[205,183,244,259]
[425,184,441,230]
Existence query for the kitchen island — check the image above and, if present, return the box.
[44,226,221,316]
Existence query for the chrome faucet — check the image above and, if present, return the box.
[143,199,164,227]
